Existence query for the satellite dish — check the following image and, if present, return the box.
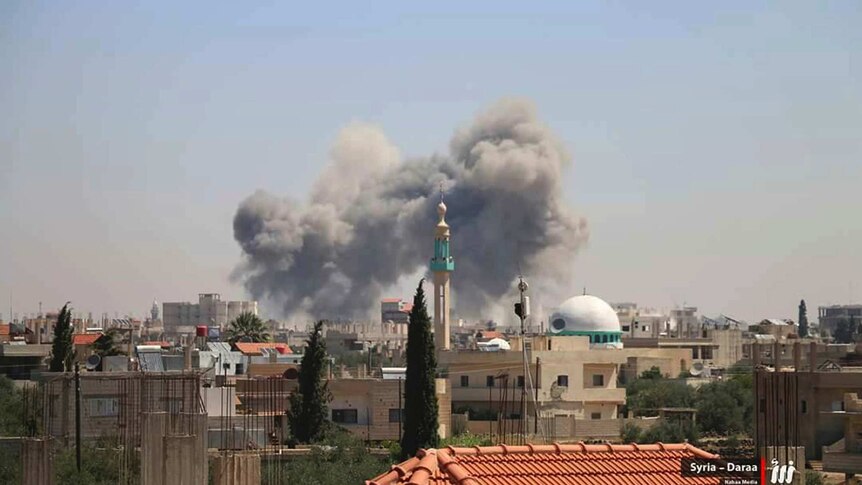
[85,354,102,371]
[689,362,704,377]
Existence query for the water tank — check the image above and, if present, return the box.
[196,325,208,337]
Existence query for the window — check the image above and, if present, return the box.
[832,401,845,412]
[517,375,524,388]
[235,363,244,375]
[591,412,601,420]
[87,398,119,417]
[460,376,469,387]
[643,325,650,332]
[486,376,495,387]
[801,400,808,414]
[332,409,358,424]
[388,408,403,423]
[592,374,604,387]
[621,325,630,332]
[557,375,569,387]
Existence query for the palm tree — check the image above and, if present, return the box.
[224,312,270,344]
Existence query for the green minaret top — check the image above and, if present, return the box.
[430,188,454,272]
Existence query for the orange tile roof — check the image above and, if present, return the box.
[72,333,102,345]
[366,443,720,485]
[234,342,292,355]
[382,298,403,303]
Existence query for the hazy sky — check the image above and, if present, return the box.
[2,1,860,323]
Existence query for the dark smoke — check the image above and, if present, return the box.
[232,98,588,322]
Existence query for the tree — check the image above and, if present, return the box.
[287,320,332,443]
[224,312,270,345]
[626,376,695,417]
[93,328,125,359]
[695,374,754,436]
[798,300,809,338]
[49,303,74,372]
[834,317,854,344]
[400,279,439,457]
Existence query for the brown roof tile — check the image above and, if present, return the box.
[366,443,721,485]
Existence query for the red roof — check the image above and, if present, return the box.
[73,333,102,345]
[0,324,9,336]
[382,298,403,303]
[401,304,414,313]
[366,443,720,485]
[234,342,291,356]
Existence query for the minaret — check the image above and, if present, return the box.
[430,187,454,351]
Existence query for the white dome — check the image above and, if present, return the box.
[549,295,621,334]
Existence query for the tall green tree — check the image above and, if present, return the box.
[93,328,126,358]
[798,300,809,338]
[49,303,74,372]
[400,279,439,458]
[224,312,270,345]
[287,320,332,443]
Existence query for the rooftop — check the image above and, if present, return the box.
[234,342,292,356]
[72,333,102,345]
[366,443,720,485]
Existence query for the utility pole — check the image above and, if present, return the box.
[514,277,530,439]
[74,362,82,472]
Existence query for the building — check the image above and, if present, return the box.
[752,318,798,339]
[754,341,862,463]
[366,443,724,485]
[430,192,454,352]
[232,375,452,441]
[381,298,412,326]
[613,302,667,338]
[440,294,692,424]
[670,306,700,339]
[162,293,258,334]
[822,392,862,479]
[819,304,862,335]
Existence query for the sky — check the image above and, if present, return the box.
[1,1,860,323]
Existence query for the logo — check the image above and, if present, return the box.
[768,458,796,484]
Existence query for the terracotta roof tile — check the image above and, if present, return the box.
[366,442,721,485]
[72,333,102,345]
[0,324,10,336]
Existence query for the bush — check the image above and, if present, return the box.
[805,470,825,485]
[440,433,493,448]
[621,422,641,444]
[262,430,389,485]
[55,441,139,485]
[641,420,698,445]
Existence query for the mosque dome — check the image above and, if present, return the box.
[549,295,622,348]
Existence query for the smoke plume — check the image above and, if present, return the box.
[232,98,589,322]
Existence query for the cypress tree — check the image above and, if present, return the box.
[287,320,332,443]
[400,279,439,458]
[49,303,74,372]
[798,300,809,338]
